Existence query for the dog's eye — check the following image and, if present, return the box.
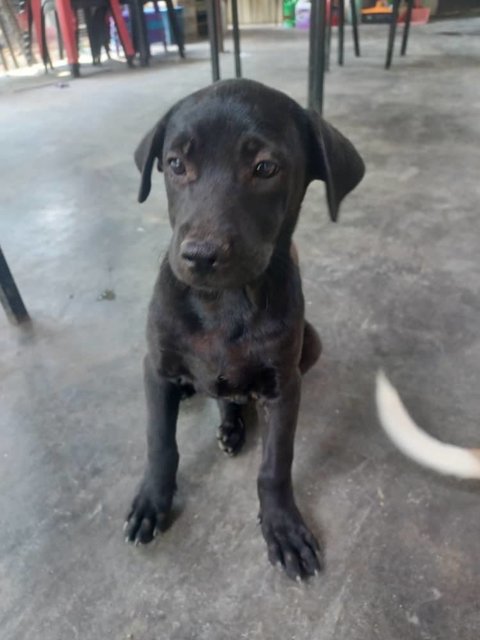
[168,157,186,175]
[253,161,278,179]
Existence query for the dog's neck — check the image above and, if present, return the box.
[165,240,296,328]
[196,241,292,308]
[185,273,270,321]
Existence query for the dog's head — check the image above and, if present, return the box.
[134,79,364,290]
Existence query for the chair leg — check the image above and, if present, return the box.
[26,2,36,64]
[350,0,360,57]
[31,0,46,66]
[40,6,54,70]
[54,10,64,59]
[338,0,344,66]
[0,247,29,325]
[0,44,9,71]
[83,7,96,63]
[385,0,400,69]
[0,13,15,68]
[401,0,414,56]
[109,0,135,64]
[55,0,80,76]
[4,0,30,64]
[103,10,111,59]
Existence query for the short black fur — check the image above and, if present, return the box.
[125,79,365,580]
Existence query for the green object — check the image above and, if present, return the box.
[283,0,297,28]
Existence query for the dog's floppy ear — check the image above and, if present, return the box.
[304,109,365,222]
[134,115,169,203]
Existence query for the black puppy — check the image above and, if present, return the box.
[125,79,364,580]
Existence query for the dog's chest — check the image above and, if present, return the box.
[161,326,278,403]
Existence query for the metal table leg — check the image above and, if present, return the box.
[129,0,150,66]
[308,0,327,114]
[215,0,224,52]
[231,0,241,78]
[401,0,414,56]
[0,247,29,325]
[338,0,344,66]
[350,0,360,57]
[385,0,400,69]
[207,0,220,81]
[325,1,332,72]
[165,0,185,58]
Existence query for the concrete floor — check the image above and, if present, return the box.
[1,18,480,640]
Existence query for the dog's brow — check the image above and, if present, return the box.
[181,139,194,156]
[169,133,195,153]
[241,135,276,156]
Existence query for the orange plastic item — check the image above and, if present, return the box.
[362,1,392,16]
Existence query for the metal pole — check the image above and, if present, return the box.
[338,0,344,66]
[215,0,224,53]
[0,247,29,325]
[130,0,150,66]
[231,0,242,78]
[350,0,360,57]
[165,0,185,57]
[207,0,220,81]
[385,0,400,69]
[308,0,327,114]
[401,0,414,56]
[325,6,331,72]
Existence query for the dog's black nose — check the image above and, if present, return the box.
[180,240,219,273]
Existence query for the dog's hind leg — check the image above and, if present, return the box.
[299,321,322,375]
[217,401,245,456]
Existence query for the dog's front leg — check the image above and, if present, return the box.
[258,371,321,580]
[125,355,182,545]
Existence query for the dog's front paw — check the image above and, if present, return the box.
[260,508,322,581]
[124,485,171,545]
[216,416,245,456]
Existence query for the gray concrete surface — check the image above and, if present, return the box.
[1,18,480,640]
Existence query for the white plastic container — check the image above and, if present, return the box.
[295,1,311,30]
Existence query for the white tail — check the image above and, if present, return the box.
[375,370,480,479]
